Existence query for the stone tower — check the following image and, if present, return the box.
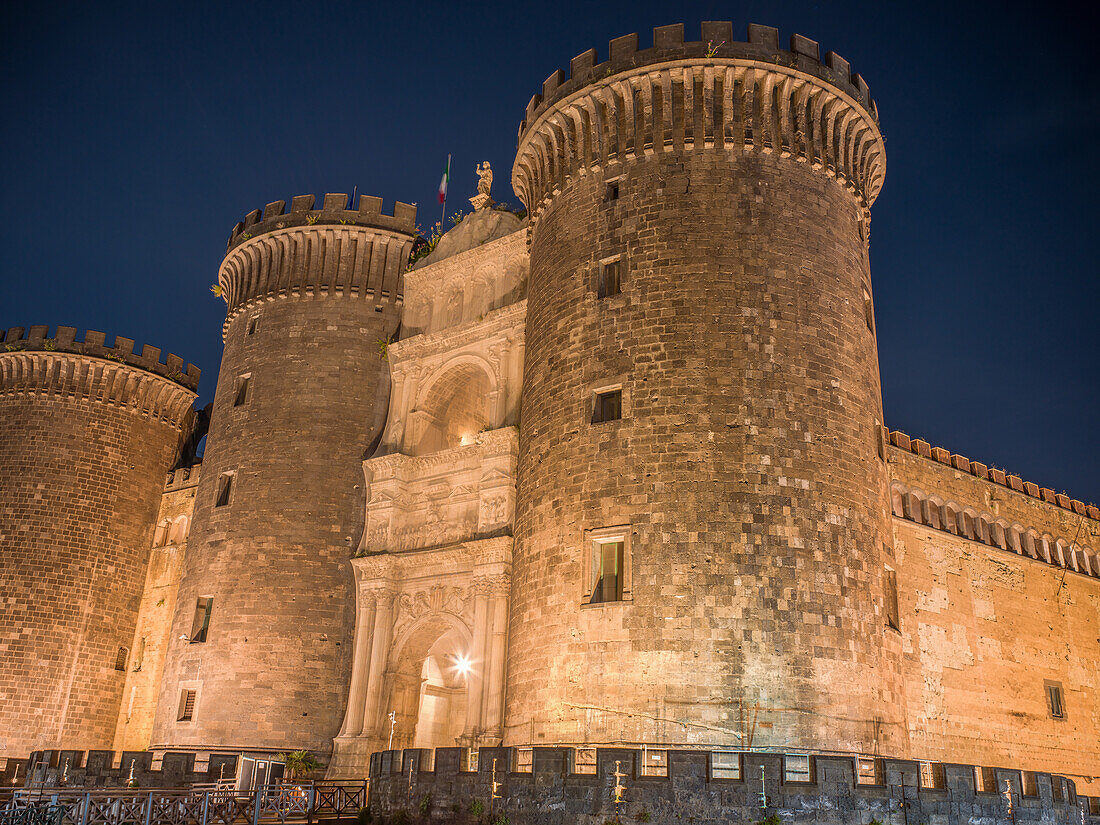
[507,23,906,754]
[0,326,198,756]
[151,194,417,757]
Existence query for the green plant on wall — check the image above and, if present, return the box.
[469,799,485,817]
[755,814,783,825]
[210,284,223,297]
[377,335,393,360]
[417,793,431,816]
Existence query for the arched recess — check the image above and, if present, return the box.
[406,357,497,456]
[387,612,473,752]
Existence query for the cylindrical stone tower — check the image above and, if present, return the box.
[508,23,906,755]
[0,325,198,756]
[152,193,417,757]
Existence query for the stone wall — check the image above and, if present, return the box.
[508,23,904,755]
[151,198,418,757]
[0,750,237,789]
[368,747,1096,824]
[886,439,1100,793]
[112,466,201,753]
[0,331,197,757]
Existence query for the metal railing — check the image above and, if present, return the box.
[0,782,368,825]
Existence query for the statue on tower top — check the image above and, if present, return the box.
[470,161,494,211]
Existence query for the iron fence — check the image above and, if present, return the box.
[0,782,368,825]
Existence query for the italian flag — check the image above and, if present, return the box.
[438,154,451,204]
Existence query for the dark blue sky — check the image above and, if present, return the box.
[2,1,1096,504]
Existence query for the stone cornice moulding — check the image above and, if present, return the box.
[403,228,527,290]
[353,536,513,589]
[365,427,519,480]
[389,301,527,367]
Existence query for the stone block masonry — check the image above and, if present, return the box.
[150,196,419,757]
[0,330,198,757]
[509,21,904,756]
[368,746,1095,824]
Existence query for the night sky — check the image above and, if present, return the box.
[2,1,1096,504]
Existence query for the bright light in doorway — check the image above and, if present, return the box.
[454,654,472,676]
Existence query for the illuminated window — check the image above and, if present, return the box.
[233,374,251,407]
[177,689,196,722]
[190,598,213,643]
[573,748,596,775]
[1046,681,1065,719]
[584,527,631,605]
[513,748,533,773]
[919,761,946,789]
[855,757,882,785]
[215,473,233,507]
[974,766,996,793]
[784,754,812,783]
[710,752,742,780]
[592,388,622,423]
[114,647,128,671]
[599,258,623,298]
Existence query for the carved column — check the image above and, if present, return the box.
[338,597,377,736]
[461,580,491,742]
[482,576,510,740]
[361,587,397,738]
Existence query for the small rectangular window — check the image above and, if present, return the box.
[974,766,996,793]
[114,647,128,671]
[215,473,233,507]
[784,754,812,783]
[592,389,622,423]
[640,749,667,777]
[461,748,479,773]
[598,258,622,298]
[855,757,882,785]
[919,761,946,789]
[247,316,259,335]
[1046,682,1065,719]
[1051,777,1064,803]
[573,748,596,775]
[589,539,625,604]
[233,374,251,407]
[1021,770,1038,796]
[606,181,620,201]
[884,568,900,631]
[513,748,533,773]
[710,752,742,780]
[177,689,196,722]
[862,287,874,333]
[190,597,213,643]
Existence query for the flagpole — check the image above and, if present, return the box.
[441,153,451,228]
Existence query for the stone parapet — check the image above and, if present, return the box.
[1,326,199,391]
[367,746,1093,824]
[513,22,884,220]
[216,198,418,337]
[886,428,1099,521]
[226,192,416,252]
[0,351,196,431]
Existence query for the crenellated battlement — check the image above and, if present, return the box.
[164,462,201,491]
[225,192,417,253]
[512,22,884,218]
[217,194,419,336]
[886,428,1099,521]
[1,326,200,390]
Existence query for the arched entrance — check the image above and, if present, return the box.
[407,360,494,456]
[389,615,472,751]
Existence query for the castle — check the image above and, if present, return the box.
[1,21,1097,800]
